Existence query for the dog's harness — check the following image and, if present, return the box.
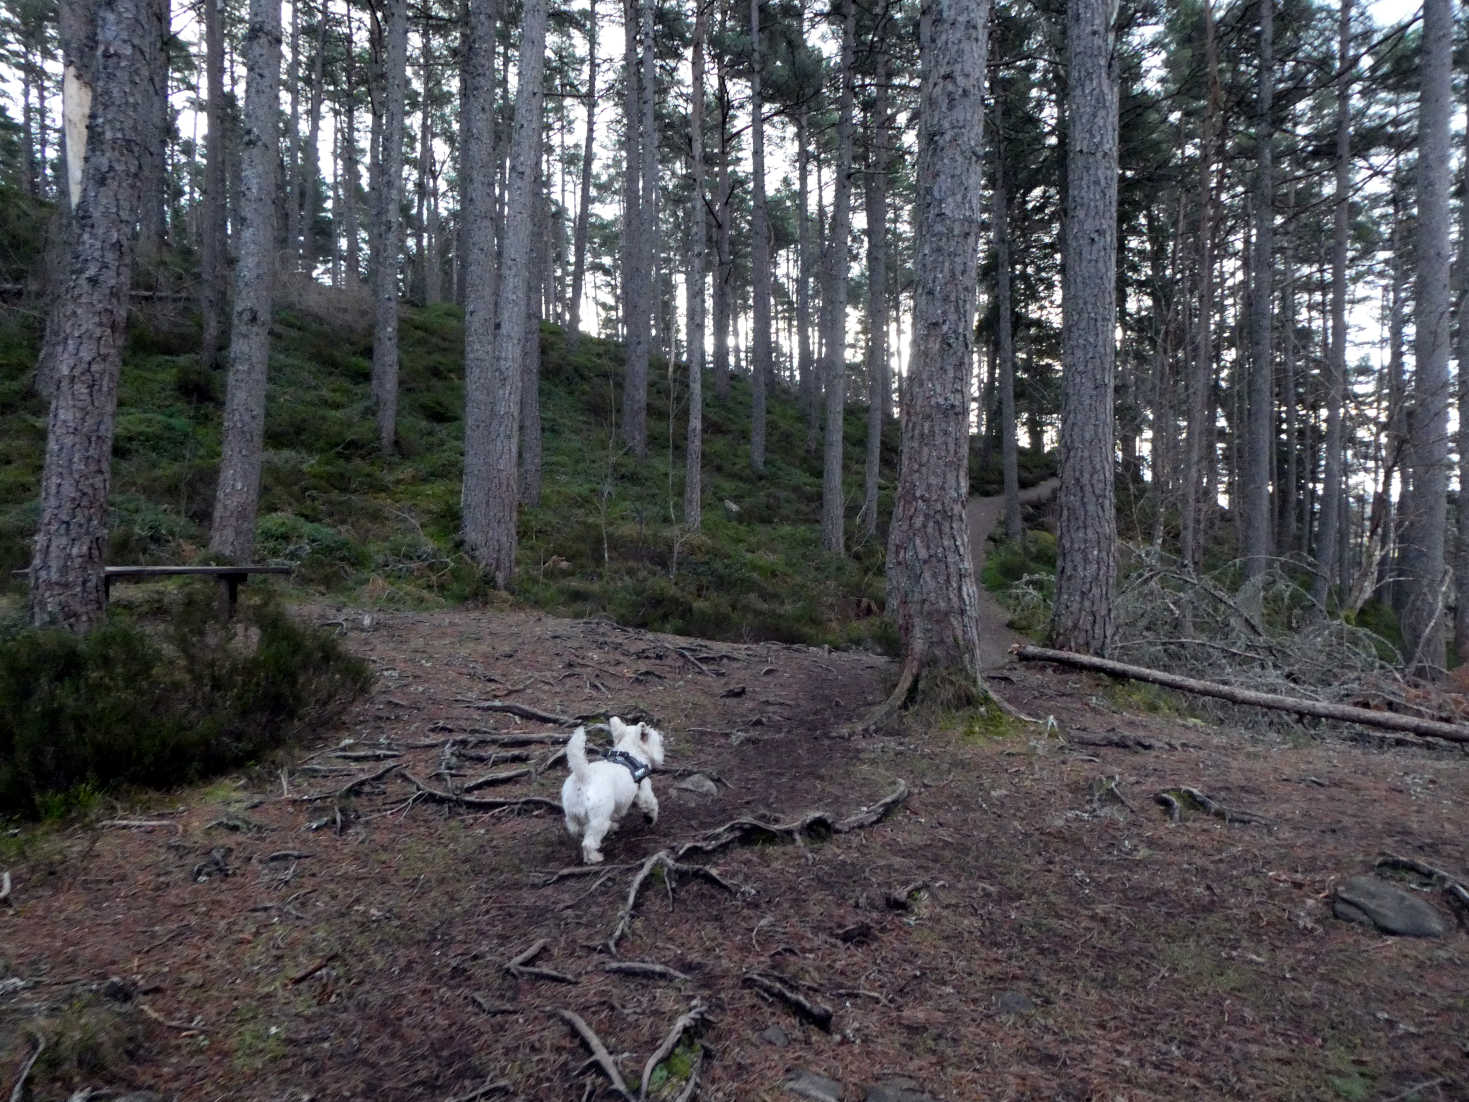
[602,749,652,783]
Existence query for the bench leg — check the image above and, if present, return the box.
[225,576,241,619]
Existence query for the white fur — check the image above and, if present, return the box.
[560,716,666,864]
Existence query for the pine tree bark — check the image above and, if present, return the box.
[285,0,302,264]
[1400,0,1453,672]
[208,0,282,564]
[461,0,546,585]
[200,0,229,370]
[819,0,854,554]
[371,0,409,453]
[992,76,1021,544]
[797,106,815,442]
[1315,0,1350,609]
[1051,0,1118,656]
[619,0,653,457]
[684,0,708,530]
[567,0,598,340]
[860,52,890,542]
[29,0,160,631]
[884,0,992,682]
[1455,60,1469,660]
[342,31,362,284]
[520,168,546,507]
[1241,0,1273,588]
[136,0,170,270]
[748,0,771,473]
[301,2,329,273]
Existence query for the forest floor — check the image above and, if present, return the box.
[2,496,1468,1101]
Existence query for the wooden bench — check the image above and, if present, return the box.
[104,565,293,617]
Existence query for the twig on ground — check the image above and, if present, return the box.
[608,851,742,953]
[331,748,403,760]
[468,993,518,1016]
[288,952,339,985]
[404,773,561,814]
[602,960,690,983]
[541,863,638,886]
[298,761,401,802]
[834,987,892,1006]
[1377,853,1469,917]
[743,971,833,1030]
[9,1032,43,1102]
[675,648,719,677]
[0,870,11,907]
[639,1001,707,1099]
[139,1002,208,1031]
[97,818,182,832]
[550,1008,633,1100]
[505,938,577,984]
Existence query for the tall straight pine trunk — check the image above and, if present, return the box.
[371,0,409,453]
[819,0,854,553]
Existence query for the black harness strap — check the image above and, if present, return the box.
[602,749,652,783]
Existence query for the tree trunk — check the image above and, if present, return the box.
[619,0,649,454]
[520,171,546,507]
[860,52,890,542]
[797,105,815,442]
[342,31,361,284]
[884,0,992,682]
[1400,0,1453,672]
[461,0,546,585]
[29,0,160,631]
[819,0,854,554]
[136,0,170,270]
[748,0,771,473]
[567,0,598,340]
[301,1,329,273]
[1315,0,1351,609]
[1051,0,1118,656]
[992,77,1021,545]
[1279,182,1298,555]
[285,0,302,265]
[1241,0,1273,588]
[207,0,282,564]
[684,0,708,530]
[371,0,409,453]
[200,0,229,370]
[1456,57,1469,660]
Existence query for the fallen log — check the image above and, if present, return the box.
[1013,644,1469,745]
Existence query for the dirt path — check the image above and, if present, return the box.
[3,533,1467,1100]
[967,477,1060,668]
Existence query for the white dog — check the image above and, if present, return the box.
[561,717,666,864]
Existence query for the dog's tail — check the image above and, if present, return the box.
[565,725,590,780]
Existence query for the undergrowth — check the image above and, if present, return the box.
[0,592,372,818]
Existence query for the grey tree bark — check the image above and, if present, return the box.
[748,0,770,473]
[1456,56,1469,660]
[797,106,815,443]
[200,0,228,370]
[371,0,409,453]
[207,0,282,564]
[711,52,732,399]
[992,76,1021,544]
[819,0,854,554]
[341,33,362,284]
[684,0,708,530]
[1050,0,1118,656]
[136,0,170,269]
[860,52,890,542]
[567,0,598,340]
[884,0,992,683]
[1241,0,1273,588]
[461,0,546,585]
[1315,0,1350,609]
[520,168,546,507]
[1400,0,1453,672]
[28,0,160,631]
[619,0,653,456]
[301,2,329,274]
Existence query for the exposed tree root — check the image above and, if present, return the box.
[462,767,533,791]
[403,773,561,814]
[602,960,690,983]
[505,938,577,984]
[463,700,578,725]
[10,1031,43,1102]
[298,761,401,802]
[1015,644,1469,744]
[550,1007,633,1100]
[671,780,909,861]
[1377,853,1469,920]
[1154,786,1271,826]
[639,1000,707,1099]
[743,970,833,1030]
[607,851,743,953]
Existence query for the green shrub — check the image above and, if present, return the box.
[980,529,1058,591]
[0,596,372,818]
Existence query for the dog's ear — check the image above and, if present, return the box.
[609,716,628,739]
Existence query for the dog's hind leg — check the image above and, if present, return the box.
[580,819,609,864]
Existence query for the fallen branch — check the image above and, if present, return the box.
[463,767,534,791]
[743,971,833,1031]
[138,1002,208,1031]
[550,1008,633,1100]
[1014,644,1469,744]
[403,773,561,814]
[608,851,742,953]
[639,1001,707,1099]
[98,818,183,832]
[675,648,720,677]
[602,961,690,983]
[288,952,339,985]
[1377,853,1469,917]
[0,870,10,907]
